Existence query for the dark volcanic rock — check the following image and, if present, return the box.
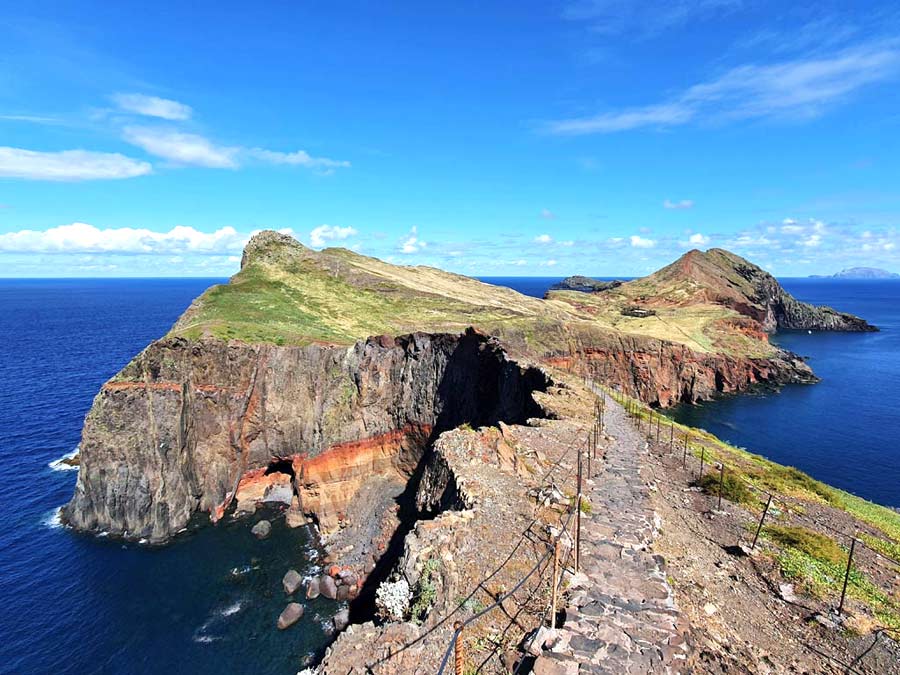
[276,602,304,630]
[548,275,622,294]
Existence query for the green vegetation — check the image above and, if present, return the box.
[411,558,441,625]
[764,525,846,566]
[695,469,755,506]
[765,526,900,629]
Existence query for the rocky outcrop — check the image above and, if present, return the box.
[62,329,549,542]
[547,276,622,294]
[637,248,876,332]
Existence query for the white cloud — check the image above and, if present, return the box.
[246,148,351,173]
[560,240,575,246]
[399,226,427,254]
[630,235,656,248]
[123,127,238,168]
[310,224,358,248]
[0,147,152,181]
[664,199,694,210]
[112,93,193,120]
[689,233,710,245]
[540,208,556,219]
[543,259,558,266]
[0,223,247,254]
[546,41,900,134]
[122,127,350,173]
[534,234,553,244]
[802,233,822,247]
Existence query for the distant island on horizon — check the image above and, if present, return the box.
[810,266,900,279]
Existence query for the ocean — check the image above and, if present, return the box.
[1,276,897,674]
[0,280,333,675]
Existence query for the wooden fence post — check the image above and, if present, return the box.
[717,463,725,510]
[698,447,705,480]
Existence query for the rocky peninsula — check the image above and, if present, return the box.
[61,232,898,673]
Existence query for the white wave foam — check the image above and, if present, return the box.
[42,507,63,529]
[48,447,80,472]
[220,600,243,617]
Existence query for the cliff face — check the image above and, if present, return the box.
[62,330,549,541]
[546,331,816,408]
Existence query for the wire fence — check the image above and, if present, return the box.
[435,396,607,674]
[598,380,900,643]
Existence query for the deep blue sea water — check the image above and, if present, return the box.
[2,277,898,674]
[0,280,333,675]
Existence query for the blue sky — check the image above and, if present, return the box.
[2,1,900,277]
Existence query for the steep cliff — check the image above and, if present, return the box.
[62,330,549,541]
[63,233,873,540]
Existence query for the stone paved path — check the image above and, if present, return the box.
[534,391,691,674]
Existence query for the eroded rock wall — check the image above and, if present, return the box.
[62,330,549,542]
[548,335,816,407]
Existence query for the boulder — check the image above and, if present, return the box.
[283,569,303,595]
[277,602,304,630]
[306,577,321,599]
[337,585,350,601]
[251,519,272,539]
[320,574,338,600]
[285,497,306,528]
[333,608,350,632]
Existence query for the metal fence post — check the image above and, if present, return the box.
[683,440,688,469]
[717,463,725,510]
[698,447,705,480]
[669,422,674,450]
[576,449,583,572]
[751,494,773,550]
[656,413,661,444]
[551,538,561,629]
[838,536,857,615]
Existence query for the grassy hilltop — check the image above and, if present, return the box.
[169,231,867,360]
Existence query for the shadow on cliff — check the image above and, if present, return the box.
[348,331,551,624]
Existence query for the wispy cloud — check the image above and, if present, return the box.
[122,126,350,173]
[664,199,694,210]
[0,223,246,253]
[540,208,556,219]
[309,224,357,248]
[246,148,350,173]
[534,233,553,244]
[112,93,193,120]
[123,127,237,168]
[546,41,900,134]
[399,226,427,254]
[689,233,710,245]
[0,147,152,181]
[564,0,741,37]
